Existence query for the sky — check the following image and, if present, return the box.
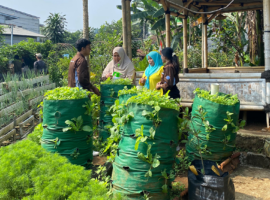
[1,0,123,32]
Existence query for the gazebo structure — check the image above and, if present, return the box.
[121,0,270,128]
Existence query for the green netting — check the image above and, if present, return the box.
[186,94,240,162]
[99,85,132,141]
[42,98,93,167]
[112,103,179,199]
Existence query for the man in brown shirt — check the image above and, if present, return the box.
[68,39,100,96]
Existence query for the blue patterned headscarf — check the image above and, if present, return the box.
[144,51,163,89]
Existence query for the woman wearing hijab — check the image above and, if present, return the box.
[102,47,135,82]
[156,47,180,99]
[139,51,164,91]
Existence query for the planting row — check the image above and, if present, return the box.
[0,83,55,145]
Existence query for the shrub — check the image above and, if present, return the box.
[27,123,43,145]
[0,140,112,200]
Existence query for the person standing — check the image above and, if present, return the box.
[102,47,135,83]
[139,51,164,91]
[156,48,180,99]
[68,39,100,96]
[34,53,47,75]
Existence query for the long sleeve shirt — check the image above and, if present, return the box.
[160,62,179,95]
[68,52,94,92]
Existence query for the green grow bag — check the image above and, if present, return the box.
[99,85,132,141]
[119,93,136,104]
[186,94,240,162]
[112,103,179,199]
[42,98,93,167]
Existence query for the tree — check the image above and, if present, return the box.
[0,25,4,45]
[43,13,67,44]
[82,0,90,72]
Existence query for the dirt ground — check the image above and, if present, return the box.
[231,166,270,200]
[174,165,270,200]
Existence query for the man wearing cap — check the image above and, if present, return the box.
[34,53,47,74]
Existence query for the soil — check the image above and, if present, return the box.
[174,166,270,200]
[231,166,270,200]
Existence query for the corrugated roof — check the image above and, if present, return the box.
[0,5,39,19]
[0,12,18,20]
[2,26,45,38]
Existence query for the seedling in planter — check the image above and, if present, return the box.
[161,169,175,194]
[82,100,94,116]
[63,116,92,133]
[137,144,161,177]
[135,125,148,150]
[221,111,246,149]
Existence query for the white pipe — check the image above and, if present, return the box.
[211,83,219,95]
[11,25,13,46]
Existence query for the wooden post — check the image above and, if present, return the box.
[165,3,171,47]
[183,11,188,70]
[122,0,128,55]
[126,0,132,59]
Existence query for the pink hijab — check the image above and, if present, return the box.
[102,47,135,80]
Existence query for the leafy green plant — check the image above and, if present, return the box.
[161,169,175,194]
[63,116,92,133]
[118,86,140,96]
[175,150,191,175]
[170,182,186,199]
[221,111,246,149]
[27,124,43,145]
[83,100,95,116]
[137,144,161,178]
[0,140,115,200]
[44,87,90,100]
[194,88,239,106]
[96,165,111,183]
[126,89,180,111]
[101,77,133,85]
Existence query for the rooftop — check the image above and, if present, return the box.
[0,5,39,19]
[2,26,45,38]
[154,0,263,17]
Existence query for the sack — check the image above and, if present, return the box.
[186,94,240,162]
[42,98,93,168]
[99,85,132,141]
[112,103,179,199]
[188,160,235,200]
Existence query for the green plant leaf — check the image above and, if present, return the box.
[222,124,227,131]
[82,125,92,132]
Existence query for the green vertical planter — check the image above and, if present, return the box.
[112,103,179,199]
[186,94,240,162]
[99,85,132,141]
[42,98,93,168]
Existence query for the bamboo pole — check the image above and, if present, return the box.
[203,19,208,69]
[201,15,204,68]
[170,11,186,19]
[121,0,128,55]
[126,0,132,59]
[166,3,171,47]
[198,2,261,6]
[178,0,193,13]
[263,0,270,127]
[183,11,188,69]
